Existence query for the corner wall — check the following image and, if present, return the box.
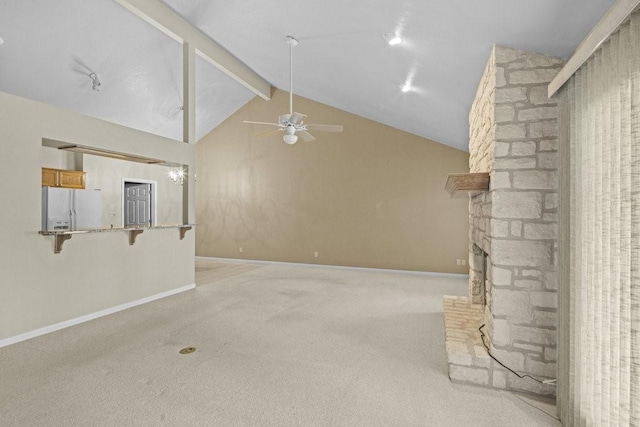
[195,89,470,273]
[0,91,195,343]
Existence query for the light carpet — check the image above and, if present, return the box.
[0,261,559,426]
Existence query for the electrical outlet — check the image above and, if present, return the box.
[239,247,243,253]
[461,259,466,266]
[314,251,319,258]
[456,259,461,265]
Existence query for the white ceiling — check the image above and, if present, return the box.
[0,0,614,151]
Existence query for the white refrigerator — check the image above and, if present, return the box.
[42,187,102,231]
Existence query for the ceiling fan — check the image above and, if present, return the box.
[242,36,343,145]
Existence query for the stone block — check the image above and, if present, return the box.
[544,271,558,290]
[494,46,563,69]
[512,325,556,346]
[529,120,558,138]
[495,142,510,157]
[513,171,558,190]
[507,374,556,396]
[543,212,558,222]
[495,123,527,140]
[492,289,530,318]
[544,347,557,362]
[520,55,564,69]
[482,202,492,217]
[473,346,491,368]
[445,337,468,351]
[496,66,507,87]
[522,269,542,278]
[510,69,560,85]
[511,220,523,237]
[535,310,557,327]
[495,105,515,123]
[494,157,537,170]
[530,291,557,308]
[491,220,509,238]
[540,139,558,151]
[545,194,558,210]
[518,106,558,122]
[492,240,551,267]
[527,359,556,378]
[449,365,489,385]
[491,171,511,189]
[491,266,512,286]
[537,152,558,169]
[514,279,542,290]
[448,352,473,366]
[494,45,523,63]
[511,141,537,157]
[493,192,542,218]
[513,342,543,353]
[492,318,511,346]
[529,85,553,105]
[496,87,528,103]
[492,348,526,371]
[524,223,557,240]
[492,370,507,388]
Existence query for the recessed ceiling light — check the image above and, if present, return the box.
[0,37,4,45]
[401,84,412,93]
[383,33,402,46]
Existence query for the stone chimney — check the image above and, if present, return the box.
[444,45,563,396]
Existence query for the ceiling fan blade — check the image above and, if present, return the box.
[289,112,306,124]
[305,124,343,133]
[253,128,284,138]
[278,114,291,125]
[297,130,316,142]
[242,120,281,126]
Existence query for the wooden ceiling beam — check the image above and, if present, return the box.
[115,0,272,100]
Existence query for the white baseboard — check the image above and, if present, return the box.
[196,256,469,279]
[0,283,196,349]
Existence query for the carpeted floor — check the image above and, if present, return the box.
[0,260,559,426]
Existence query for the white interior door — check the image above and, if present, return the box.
[124,183,152,227]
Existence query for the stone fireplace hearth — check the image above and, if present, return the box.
[443,45,562,396]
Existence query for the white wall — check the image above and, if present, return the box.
[81,156,183,227]
[0,91,195,342]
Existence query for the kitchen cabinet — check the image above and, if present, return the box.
[42,168,86,189]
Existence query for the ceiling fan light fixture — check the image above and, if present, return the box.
[283,134,298,144]
[401,83,412,93]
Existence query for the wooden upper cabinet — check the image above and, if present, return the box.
[42,168,58,187]
[58,170,86,189]
[42,168,86,189]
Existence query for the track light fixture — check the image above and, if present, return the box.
[89,72,101,91]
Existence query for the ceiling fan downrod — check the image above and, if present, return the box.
[286,36,298,116]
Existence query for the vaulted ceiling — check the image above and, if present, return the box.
[0,0,614,151]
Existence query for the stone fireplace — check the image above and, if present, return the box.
[443,45,562,396]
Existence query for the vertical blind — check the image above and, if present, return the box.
[558,9,640,425]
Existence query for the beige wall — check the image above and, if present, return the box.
[196,90,469,273]
[0,91,195,342]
